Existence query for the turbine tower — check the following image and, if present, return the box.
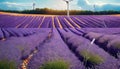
[33,2,35,10]
[93,4,95,12]
[63,0,73,17]
[32,0,36,10]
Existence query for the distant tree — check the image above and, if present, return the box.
[0,8,120,15]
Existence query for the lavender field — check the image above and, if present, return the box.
[0,28,120,69]
[0,13,120,28]
[0,13,120,69]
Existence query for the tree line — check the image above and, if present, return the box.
[0,8,120,15]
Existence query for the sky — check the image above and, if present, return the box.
[0,0,120,11]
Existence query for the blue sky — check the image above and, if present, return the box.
[0,0,120,11]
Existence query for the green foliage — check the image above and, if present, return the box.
[0,60,17,69]
[0,8,120,15]
[112,42,120,49]
[40,60,69,69]
[80,50,104,65]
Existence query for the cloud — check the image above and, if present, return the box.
[0,2,33,10]
[101,4,120,11]
[35,0,81,10]
[70,0,82,10]
[2,2,32,7]
[77,0,120,11]
[77,0,92,10]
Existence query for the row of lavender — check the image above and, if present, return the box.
[0,28,85,69]
[0,14,120,28]
[58,28,120,69]
[0,28,51,40]
[66,28,120,58]
[28,29,85,69]
[0,28,52,69]
[0,28,120,69]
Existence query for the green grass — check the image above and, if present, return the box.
[40,60,69,69]
[112,43,120,49]
[0,60,17,69]
[80,50,104,65]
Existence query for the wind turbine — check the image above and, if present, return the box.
[32,0,36,10]
[33,3,35,10]
[63,0,73,17]
[93,4,95,12]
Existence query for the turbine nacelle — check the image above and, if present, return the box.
[63,0,73,17]
[33,3,35,6]
[63,0,73,3]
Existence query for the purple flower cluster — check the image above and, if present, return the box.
[1,14,120,28]
[28,29,85,69]
[59,29,119,69]
[0,28,52,68]
[84,32,120,58]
